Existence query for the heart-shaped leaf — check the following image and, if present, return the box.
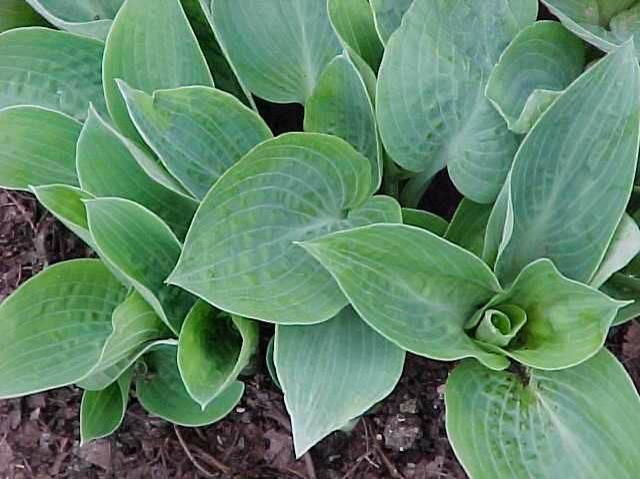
[369,0,413,45]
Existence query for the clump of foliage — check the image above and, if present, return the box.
[1,0,640,477]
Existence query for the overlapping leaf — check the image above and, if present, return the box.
[445,199,492,257]
[591,213,640,288]
[369,0,413,44]
[0,1,46,32]
[402,208,448,236]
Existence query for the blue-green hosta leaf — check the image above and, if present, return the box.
[170,133,402,325]
[211,0,341,104]
[369,0,413,44]
[482,180,511,267]
[136,344,244,427]
[495,43,640,285]
[0,1,46,32]
[0,106,80,191]
[328,0,384,70]
[446,349,640,479]
[0,259,127,399]
[0,28,106,121]
[86,198,196,335]
[301,224,508,370]
[479,259,625,370]
[377,0,537,204]
[542,0,640,57]
[266,336,281,390]
[591,213,640,288]
[276,307,405,457]
[103,0,213,141]
[78,292,172,391]
[77,107,197,239]
[117,83,272,199]
[445,199,492,258]
[178,301,258,409]
[25,0,123,40]
[80,370,131,445]
[486,21,586,134]
[305,53,380,190]
[402,208,448,236]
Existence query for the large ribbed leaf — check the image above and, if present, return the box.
[591,213,640,288]
[377,0,537,203]
[80,371,130,445]
[0,106,80,191]
[170,133,402,325]
[486,21,586,134]
[0,1,46,32]
[76,107,197,239]
[275,307,405,457]
[0,28,106,121]
[495,43,640,285]
[370,0,413,44]
[301,224,508,369]
[445,199,492,257]
[86,198,195,335]
[0,259,127,399]
[211,0,341,104]
[304,53,381,190]
[136,344,244,427]
[446,350,640,479]
[103,0,213,141]
[25,0,123,40]
[178,301,258,409]
[117,83,272,199]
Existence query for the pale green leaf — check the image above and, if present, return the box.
[170,133,401,325]
[266,336,281,390]
[446,349,640,479]
[117,83,272,199]
[377,0,537,203]
[0,27,107,121]
[77,107,197,239]
[178,301,258,409]
[300,224,508,369]
[85,198,195,335]
[486,21,586,134]
[482,180,511,267]
[276,307,404,456]
[304,53,381,190]
[369,0,413,44]
[495,43,640,285]
[402,208,448,236]
[0,106,80,191]
[445,199,492,258]
[136,344,244,427]
[0,259,127,399]
[103,0,213,141]
[602,255,640,326]
[0,1,46,32]
[591,213,640,288]
[211,0,341,104]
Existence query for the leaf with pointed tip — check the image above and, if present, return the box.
[591,213,640,288]
[103,0,213,141]
[328,0,383,70]
[377,0,537,203]
[118,84,272,199]
[369,0,413,44]
[77,108,197,239]
[178,301,258,409]
[211,0,341,104]
[602,255,640,326]
[445,199,492,258]
[304,53,381,190]
[0,1,46,32]
[495,43,640,285]
[86,198,195,335]
[80,370,131,445]
[301,224,508,369]
[402,208,448,236]
[0,106,80,191]
[0,28,106,121]
[486,21,585,134]
[446,349,640,479]
[78,292,172,391]
[25,0,123,40]
[0,259,127,399]
[136,344,244,427]
[170,133,401,325]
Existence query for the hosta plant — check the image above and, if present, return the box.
[1,1,640,478]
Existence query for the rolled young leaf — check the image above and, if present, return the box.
[178,301,258,409]
[275,307,405,457]
[445,349,640,478]
[377,0,537,203]
[0,106,81,191]
[211,0,341,104]
[300,224,509,370]
[170,133,402,325]
[495,42,640,285]
[369,0,413,45]
[103,0,213,142]
[0,259,127,399]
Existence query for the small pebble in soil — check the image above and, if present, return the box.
[399,398,418,414]
[383,414,422,452]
